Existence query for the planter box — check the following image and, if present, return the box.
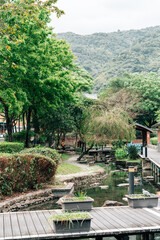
[61,197,94,211]
[53,218,91,233]
[126,194,158,208]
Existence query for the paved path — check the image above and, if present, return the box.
[56,154,105,182]
[141,147,160,167]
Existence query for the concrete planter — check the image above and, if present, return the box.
[61,197,94,211]
[53,218,91,233]
[126,194,158,208]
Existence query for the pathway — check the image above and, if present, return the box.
[56,154,106,182]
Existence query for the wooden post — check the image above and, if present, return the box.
[142,233,149,240]
[115,235,129,240]
[95,236,103,240]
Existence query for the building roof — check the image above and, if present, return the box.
[152,122,160,128]
[134,122,153,133]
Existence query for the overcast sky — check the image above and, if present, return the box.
[50,0,160,35]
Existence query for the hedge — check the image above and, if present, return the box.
[0,142,24,153]
[0,153,56,196]
[150,137,158,145]
[20,147,61,169]
[5,130,34,142]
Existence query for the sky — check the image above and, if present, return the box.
[50,0,160,35]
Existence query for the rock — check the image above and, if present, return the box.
[99,185,109,190]
[117,183,129,187]
[122,197,128,202]
[103,200,124,207]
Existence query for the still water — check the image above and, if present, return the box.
[22,163,159,210]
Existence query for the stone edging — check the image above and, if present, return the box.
[0,169,107,212]
[59,169,107,191]
[0,183,74,213]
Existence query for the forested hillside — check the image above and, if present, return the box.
[58,26,160,92]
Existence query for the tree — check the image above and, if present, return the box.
[77,102,135,161]
[104,73,160,127]
[0,0,77,144]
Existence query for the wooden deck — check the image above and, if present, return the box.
[1,206,160,240]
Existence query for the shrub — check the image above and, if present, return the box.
[5,130,34,142]
[115,148,127,159]
[150,137,157,145]
[127,145,138,159]
[111,140,126,150]
[0,142,24,153]
[20,147,60,169]
[0,153,56,195]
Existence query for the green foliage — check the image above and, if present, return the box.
[50,211,90,221]
[115,148,128,159]
[58,26,160,92]
[111,140,126,150]
[20,147,60,169]
[0,142,24,153]
[83,107,135,145]
[127,145,139,160]
[105,73,160,127]
[5,130,34,142]
[150,137,158,145]
[0,153,56,195]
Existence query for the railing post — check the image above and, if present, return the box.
[129,166,134,194]
[141,146,143,155]
[145,146,148,159]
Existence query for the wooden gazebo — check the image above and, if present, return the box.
[134,123,153,147]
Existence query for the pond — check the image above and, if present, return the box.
[21,162,159,211]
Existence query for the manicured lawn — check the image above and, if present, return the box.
[61,153,71,161]
[56,162,82,175]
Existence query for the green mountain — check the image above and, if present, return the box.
[58,26,160,92]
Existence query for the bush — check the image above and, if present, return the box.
[150,137,157,145]
[0,153,56,196]
[111,140,126,150]
[5,130,34,142]
[0,142,24,153]
[127,145,138,159]
[115,148,128,159]
[20,147,60,169]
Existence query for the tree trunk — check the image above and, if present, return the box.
[33,108,40,133]
[77,143,94,161]
[22,113,25,130]
[4,105,13,142]
[25,108,32,148]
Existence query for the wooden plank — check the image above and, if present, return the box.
[36,211,53,235]
[4,213,12,239]
[96,208,129,229]
[23,211,38,238]
[90,210,110,230]
[120,207,160,226]
[10,212,21,238]
[113,207,150,227]
[91,208,123,230]
[0,213,4,239]
[29,211,46,236]
[105,207,145,228]
[16,212,29,238]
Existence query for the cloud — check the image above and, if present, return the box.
[50,0,160,34]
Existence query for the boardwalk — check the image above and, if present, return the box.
[147,148,160,167]
[1,206,160,240]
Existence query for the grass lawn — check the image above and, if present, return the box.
[56,162,82,175]
[61,153,71,161]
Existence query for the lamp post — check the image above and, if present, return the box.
[129,166,134,195]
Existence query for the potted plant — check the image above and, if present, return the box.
[50,211,92,233]
[126,193,158,208]
[60,192,94,211]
